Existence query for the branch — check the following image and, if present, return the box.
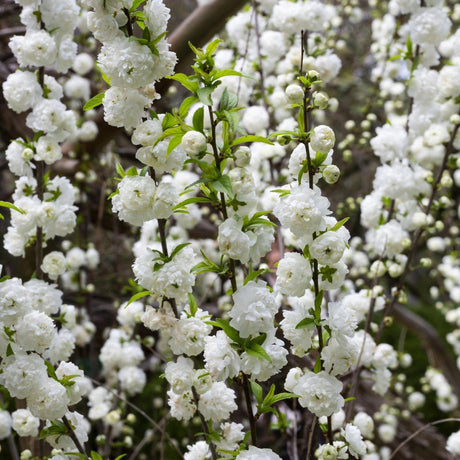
[393,304,460,399]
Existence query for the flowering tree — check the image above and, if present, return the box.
[1,0,460,459]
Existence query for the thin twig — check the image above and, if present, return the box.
[63,415,89,457]
[242,373,258,446]
[388,418,460,460]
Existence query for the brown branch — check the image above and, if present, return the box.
[156,0,247,98]
[393,304,460,399]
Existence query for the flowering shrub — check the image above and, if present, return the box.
[1,0,460,459]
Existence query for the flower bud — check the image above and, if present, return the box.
[181,130,207,156]
[313,91,329,109]
[285,84,304,104]
[234,146,251,167]
[310,125,335,153]
[21,147,34,161]
[306,70,320,82]
[322,164,340,184]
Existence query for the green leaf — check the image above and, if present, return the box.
[314,290,323,316]
[330,217,349,232]
[295,317,315,329]
[192,159,219,180]
[114,455,127,460]
[39,420,67,440]
[211,175,234,199]
[313,355,322,373]
[244,268,266,285]
[6,344,13,357]
[91,450,104,460]
[197,87,214,106]
[192,106,205,132]
[162,112,177,130]
[45,360,58,380]
[126,290,151,306]
[232,135,273,146]
[83,92,105,111]
[250,381,263,405]
[205,39,222,57]
[269,392,299,404]
[209,318,242,345]
[179,95,199,119]
[245,342,272,363]
[173,196,212,211]
[130,0,146,11]
[170,242,191,259]
[188,293,198,317]
[167,73,200,93]
[213,69,248,80]
[167,135,184,156]
[0,201,24,215]
[218,88,238,112]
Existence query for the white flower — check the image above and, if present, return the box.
[378,423,396,444]
[118,366,146,395]
[0,410,12,440]
[274,183,331,242]
[169,308,212,356]
[353,412,374,439]
[2,70,42,113]
[280,295,315,357]
[230,280,278,338]
[215,422,245,452]
[181,130,207,155]
[167,389,196,421]
[447,430,460,454]
[204,331,241,380]
[27,378,70,420]
[276,252,311,297]
[285,84,304,104]
[184,440,211,460]
[370,124,408,163]
[310,231,346,265]
[12,409,39,437]
[9,30,57,67]
[242,106,269,134]
[409,7,451,46]
[236,446,282,460]
[112,175,157,226]
[98,37,164,88]
[217,217,251,264]
[198,382,237,422]
[165,357,195,394]
[343,423,367,458]
[241,336,288,381]
[41,251,67,280]
[103,86,149,130]
[408,391,425,411]
[73,52,94,75]
[55,362,88,405]
[310,125,335,153]
[15,311,56,353]
[133,246,196,303]
[132,119,163,146]
[286,368,344,417]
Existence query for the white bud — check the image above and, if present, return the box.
[322,164,340,184]
[22,148,34,161]
[310,125,335,153]
[313,91,328,109]
[285,84,304,104]
[234,146,251,167]
[181,130,207,156]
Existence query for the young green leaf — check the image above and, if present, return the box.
[126,290,151,307]
[83,92,105,111]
